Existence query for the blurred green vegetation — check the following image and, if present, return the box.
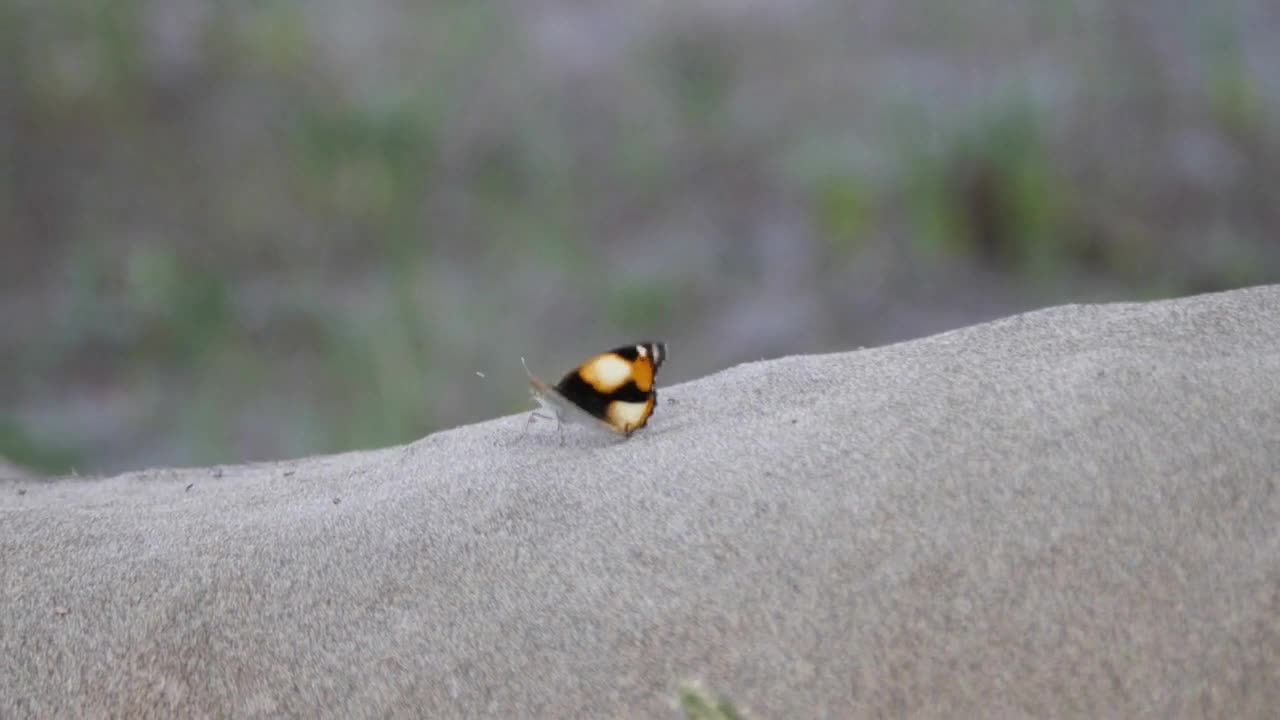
[1,1,1277,474]
[896,101,1073,275]
[678,682,745,720]
[0,419,84,475]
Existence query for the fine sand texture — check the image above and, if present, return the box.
[4,285,1280,718]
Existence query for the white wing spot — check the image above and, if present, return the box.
[609,399,651,429]
[588,354,634,390]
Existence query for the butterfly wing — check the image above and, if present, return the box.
[523,341,667,439]
[524,359,626,437]
[554,343,664,435]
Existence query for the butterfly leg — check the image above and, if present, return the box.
[523,410,554,437]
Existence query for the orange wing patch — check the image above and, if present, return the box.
[628,353,655,392]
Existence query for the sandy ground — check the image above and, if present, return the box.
[3,285,1279,719]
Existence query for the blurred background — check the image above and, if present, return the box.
[2,0,1278,476]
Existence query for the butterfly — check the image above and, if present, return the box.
[522,341,667,442]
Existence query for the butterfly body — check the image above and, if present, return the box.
[523,341,667,440]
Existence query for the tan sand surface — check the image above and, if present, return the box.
[3,285,1279,718]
